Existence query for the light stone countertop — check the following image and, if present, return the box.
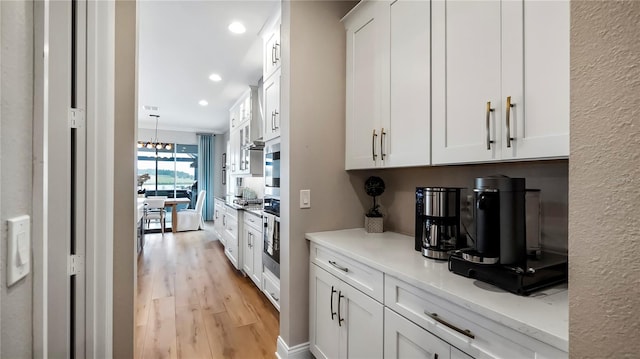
[305,228,568,352]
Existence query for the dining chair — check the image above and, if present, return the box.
[177,190,206,232]
[144,197,166,234]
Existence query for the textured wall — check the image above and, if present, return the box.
[0,1,33,357]
[570,1,640,357]
[280,0,361,347]
[113,0,136,357]
[349,160,568,253]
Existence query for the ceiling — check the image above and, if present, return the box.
[137,0,278,134]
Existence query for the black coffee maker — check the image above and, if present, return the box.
[415,187,463,260]
[465,176,526,266]
[449,176,568,295]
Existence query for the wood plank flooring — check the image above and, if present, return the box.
[136,225,279,359]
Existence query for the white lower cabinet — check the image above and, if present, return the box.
[242,212,263,287]
[213,200,225,244]
[309,241,567,359]
[385,308,453,359]
[223,207,240,270]
[263,267,280,311]
[310,263,383,359]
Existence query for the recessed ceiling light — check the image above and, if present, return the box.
[209,73,222,82]
[199,100,208,106]
[228,22,246,34]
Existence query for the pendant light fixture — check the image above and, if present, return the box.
[137,114,173,150]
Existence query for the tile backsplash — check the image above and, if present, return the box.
[349,160,568,253]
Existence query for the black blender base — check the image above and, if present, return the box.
[448,251,568,296]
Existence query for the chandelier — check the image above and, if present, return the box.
[137,114,173,150]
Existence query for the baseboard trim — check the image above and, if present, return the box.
[276,336,311,359]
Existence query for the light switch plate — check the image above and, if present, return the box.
[7,215,30,286]
[300,189,311,209]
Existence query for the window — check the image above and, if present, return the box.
[137,144,198,204]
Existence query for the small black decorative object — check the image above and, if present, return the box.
[365,176,385,217]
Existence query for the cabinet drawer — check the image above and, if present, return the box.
[244,211,262,232]
[384,275,566,359]
[224,206,238,221]
[263,268,280,311]
[311,243,383,303]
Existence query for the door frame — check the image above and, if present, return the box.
[33,0,117,357]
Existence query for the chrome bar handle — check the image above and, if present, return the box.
[330,286,337,320]
[424,311,475,339]
[271,44,276,65]
[271,111,276,131]
[274,42,280,62]
[248,233,252,247]
[486,101,495,150]
[274,110,279,129]
[380,128,386,160]
[329,260,349,272]
[506,96,514,148]
[338,291,345,326]
[372,129,378,161]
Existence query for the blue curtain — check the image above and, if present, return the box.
[198,134,215,221]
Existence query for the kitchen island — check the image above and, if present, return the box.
[306,228,567,358]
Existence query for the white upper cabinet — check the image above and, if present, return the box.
[263,69,281,142]
[344,0,431,170]
[261,9,282,142]
[263,15,281,81]
[432,0,569,165]
[385,0,431,168]
[345,0,381,170]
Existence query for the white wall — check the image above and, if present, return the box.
[570,2,640,356]
[138,127,197,145]
[112,0,136,357]
[280,0,361,348]
[0,1,33,356]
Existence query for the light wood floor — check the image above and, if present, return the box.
[135,225,280,359]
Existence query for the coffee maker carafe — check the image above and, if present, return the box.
[464,176,527,266]
[415,187,462,260]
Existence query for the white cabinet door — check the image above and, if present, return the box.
[340,277,384,359]
[242,225,254,277]
[263,70,281,142]
[501,0,569,160]
[310,264,341,359]
[432,0,502,165]
[263,20,281,80]
[242,223,262,287]
[310,264,383,359]
[345,0,383,170]
[251,226,262,286]
[384,0,431,168]
[229,128,240,174]
[384,308,451,359]
[213,202,225,242]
